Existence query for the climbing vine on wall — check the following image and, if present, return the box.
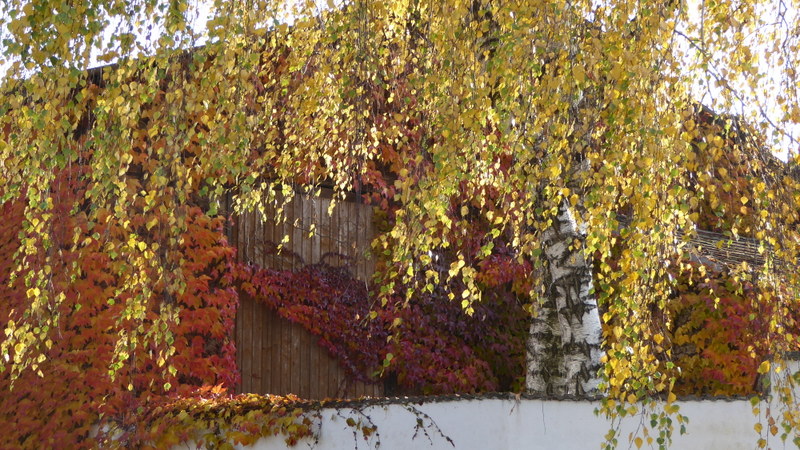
[3,0,800,446]
[666,262,778,397]
[0,169,246,447]
[240,244,530,395]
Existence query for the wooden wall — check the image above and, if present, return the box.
[233,189,376,280]
[231,189,383,399]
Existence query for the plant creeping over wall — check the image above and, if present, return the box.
[0,108,796,448]
[0,177,782,449]
[2,0,800,447]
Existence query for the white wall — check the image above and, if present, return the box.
[175,365,800,450]
[174,395,785,450]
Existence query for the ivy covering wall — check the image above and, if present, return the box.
[0,112,790,446]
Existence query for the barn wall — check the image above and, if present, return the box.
[231,190,382,399]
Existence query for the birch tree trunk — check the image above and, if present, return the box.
[526,198,603,396]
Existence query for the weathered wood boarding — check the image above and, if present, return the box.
[231,190,382,399]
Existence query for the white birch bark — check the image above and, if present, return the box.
[526,198,603,396]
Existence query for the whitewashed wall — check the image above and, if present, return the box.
[174,363,800,450]
[173,396,787,450]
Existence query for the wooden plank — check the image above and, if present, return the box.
[309,332,320,399]
[258,210,270,394]
[339,200,349,265]
[241,208,253,394]
[231,205,239,263]
[319,336,329,399]
[319,196,332,266]
[237,205,246,263]
[289,325,300,395]
[267,308,277,394]
[354,202,363,276]
[256,307,266,395]
[349,201,360,275]
[273,308,282,394]
[295,191,305,269]
[362,202,370,281]
[273,193,286,271]
[280,301,292,394]
[355,200,365,281]
[263,201,273,269]
[323,345,334,399]
[259,307,269,395]
[365,205,375,281]
[234,293,244,394]
[280,193,293,271]
[246,294,253,395]
[245,202,256,264]
[331,347,342,398]
[302,196,313,398]
[291,322,300,397]
[272,197,283,270]
[366,381,375,397]
[234,210,245,393]
[309,195,321,265]
[334,195,344,267]
[299,321,311,398]
[249,211,261,393]
[281,194,292,269]
[234,209,244,393]
[356,380,366,398]
[338,199,349,269]
[309,196,321,398]
[254,204,264,267]
[241,294,253,394]
[236,209,245,263]
[291,194,303,395]
[271,306,282,395]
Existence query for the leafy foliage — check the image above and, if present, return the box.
[2,0,800,447]
[135,391,315,449]
[0,171,527,447]
[240,244,529,395]
[0,174,243,447]
[666,262,776,397]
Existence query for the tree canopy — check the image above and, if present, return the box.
[2,0,800,447]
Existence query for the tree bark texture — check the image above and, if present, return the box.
[526,199,603,396]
